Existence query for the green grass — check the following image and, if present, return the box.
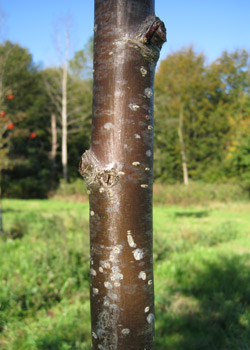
[0,199,250,349]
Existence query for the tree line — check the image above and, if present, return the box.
[0,41,249,198]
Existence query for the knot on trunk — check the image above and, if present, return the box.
[137,16,167,52]
[79,150,120,190]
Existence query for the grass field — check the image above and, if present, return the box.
[0,198,250,350]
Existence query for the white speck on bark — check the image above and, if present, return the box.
[129,103,140,111]
[99,267,104,273]
[103,297,110,307]
[133,248,144,260]
[127,234,136,248]
[109,51,113,55]
[93,288,99,295]
[147,313,155,324]
[104,262,111,269]
[140,66,147,77]
[145,115,150,120]
[145,306,150,313]
[104,122,114,130]
[145,168,150,172]
[148,280,153,285]
[110,269,123,281]
[148,125,153,130]
[108,293,118,300]
[132,161,140,166]
[113,246,121,254]
[99,187,105,193]
[135,134,141,139]
[92,332,98,339]
[138,271,147,280]
[114,282,121,287]
[146,150,152,157]
[141,184,149,188]
[121,328,130,335]
[90,211,95,216]
[94,24,97,32]
[104,281,113,290]
[90,269,97,276]
[144,88,153,98]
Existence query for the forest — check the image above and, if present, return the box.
[1,36,250,350]
[1,39,250,198]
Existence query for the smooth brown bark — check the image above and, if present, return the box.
[79,1,166,349]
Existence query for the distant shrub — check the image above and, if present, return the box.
[51,180,248,205]
[51,178,88,202]
[153,182,248,206]
[3,176,49,199]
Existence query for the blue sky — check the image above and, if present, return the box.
[1,0,250,67]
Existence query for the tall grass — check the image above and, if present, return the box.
[153,182,248,206]
[0,199,250,349]
[51,179,248,206]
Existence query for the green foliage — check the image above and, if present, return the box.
[231,137,250,193]
[0,41,35,172]
[69,50,87,79]
[153,182,248,206]
[69,36,93,79]
[1,40,250,198]
[0,41,53,197]
[0,199,250,349]
[0,39,92,198]
[155,46,250,185]
[53,178,88,200]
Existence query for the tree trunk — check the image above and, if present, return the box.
[178,105,189,186]
[0,172,3,234]
[62,56,68,181]
[50,113,58,186]
[79,1,166,350]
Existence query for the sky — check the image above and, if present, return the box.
[1,0,250,68]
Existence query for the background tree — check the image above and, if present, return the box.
[0,41,32,229]
[0,41,52,198]
[215,50,250,190]
[42,66,92,182]
[43,31,93,182]
[0,36,249,200]
[154,47,231,183]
